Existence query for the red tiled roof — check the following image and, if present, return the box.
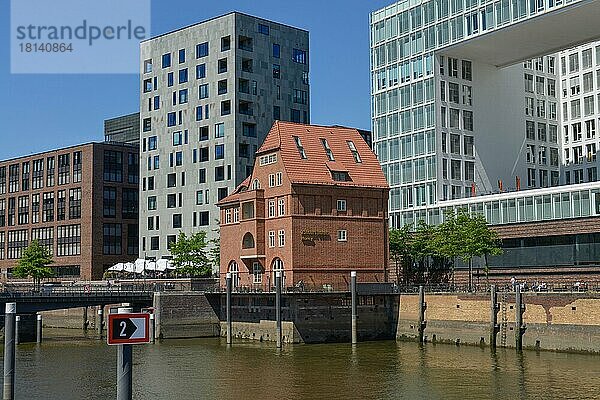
[258,121,388,188]
[218,122,389,206]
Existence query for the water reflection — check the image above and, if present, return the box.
[5,331,600,400]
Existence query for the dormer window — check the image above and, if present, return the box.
[259,153,277,166]
[293,136,307,159]
[347,140,362,163]
[321,138,334,161]
[331,170,351,182]
[252,179,260,189]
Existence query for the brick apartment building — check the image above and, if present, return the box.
[218,121,389,290]
[0,142,139,280]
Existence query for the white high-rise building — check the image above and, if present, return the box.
[370,0,600,227]
[559,44,600,185]
[139,12,309,260]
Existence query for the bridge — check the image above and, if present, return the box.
[0,287,154,314]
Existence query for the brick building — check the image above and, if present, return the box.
[0,142,139,280]
[218,121,389,290]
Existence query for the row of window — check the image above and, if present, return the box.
[562,94,600,122]
[0,224,82,260]
[0,151,84,195]
[560,46,600,76]
[0,188,82,227]
[562,70,600,98]
[563,143,598,166]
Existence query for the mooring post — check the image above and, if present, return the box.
[490,285,499,349]
[36,314,43,343]
[97,307,104,338]
[83,306,89,331]
[276,271,282,348]
[351,271,358,344]
[515,285,526,351]
[14,316,20,346]
[226,272,232,345]
[418,285,427,343]
[3,303,16,400]
[116,306,133,400]
[149,313,155,344]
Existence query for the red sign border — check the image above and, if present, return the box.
[107,313,150,345]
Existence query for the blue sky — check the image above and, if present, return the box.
[0,0,392,160]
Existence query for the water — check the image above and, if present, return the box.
[6,329,600,399]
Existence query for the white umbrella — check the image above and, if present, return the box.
[145,261,157,272]
[107,262,124,272]
[123,262,135,273]
[134,259,146,274]
[156,259,169,272]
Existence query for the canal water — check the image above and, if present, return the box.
[5,329,600,399]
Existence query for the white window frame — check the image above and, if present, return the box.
[278,198,285,216]
[337,199,347,211]
[337,230,347,242]
[268,231,276,248]
[268,199,276,218]
[252,262,262,284]
[278,229,285,247]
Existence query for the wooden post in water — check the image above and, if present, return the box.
[515,286,526,351]
[418,286,427,343]
[14,316,20,346]
[490,285,499,349]
[3,303,16,400]
[351,271,357,344]
[226,272,232,345]
[276,271,282,348]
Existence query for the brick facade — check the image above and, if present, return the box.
[218,122,389,290]
[0,142,139,280]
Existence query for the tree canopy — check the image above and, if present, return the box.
[168,231,212,277]
[13,239,54,289]
[389,209,502,286]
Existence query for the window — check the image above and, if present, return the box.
[569,53,579,73]
[215,166,225,181]
[215,144,225,159]
[221,36,230,51]
[293,89,307,105]
[178,68,188,84]
[321,138,335,161]
[199,147,209,162]
[199,126,209,141]
[167,112,176,127]
[273,43,280,58]
[69,188,81,219]
[103,223,122,255]
[337,199,347,211]
[178,89,188,104]
[103,187,116,218]
[461,60,472,80]
[268,231,276,248]
[252,262,263,284]
[173,214,182,229]
[292,48,307,64]
[167,72,174,87]
[463,110,473,131]
[242,58,253,73]
[258,23,269,35]
[239,36,253,51]
[242,123,256,137]
[278,198,285,216]
[276,172,283,186]
[278,229,285,247]
[448,82,459,103]
[143,79,152,93]
[221,100,231,115]
[273,64,280,79]
[103,151,122,182]
[337,230,347,242]
[196,63,206,79]
[582,48,592,69]
[162,53,171,68]
[524,73,533,92]
[199,84,209,99]
[122,189,138,220]
[57,225,81,257]
[196,42,208,58]
[268,199,276,218]
[448,58,458,77]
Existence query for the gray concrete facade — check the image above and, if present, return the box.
[139,12,309,263]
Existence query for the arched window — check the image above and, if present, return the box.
[228,261,240,288]
[242,232,255,249]
[271,258,285,288]
[252,179,260,190]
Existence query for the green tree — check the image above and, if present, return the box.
[168,231,212,277]
[13,239,54,290]
[389,225,413,284]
